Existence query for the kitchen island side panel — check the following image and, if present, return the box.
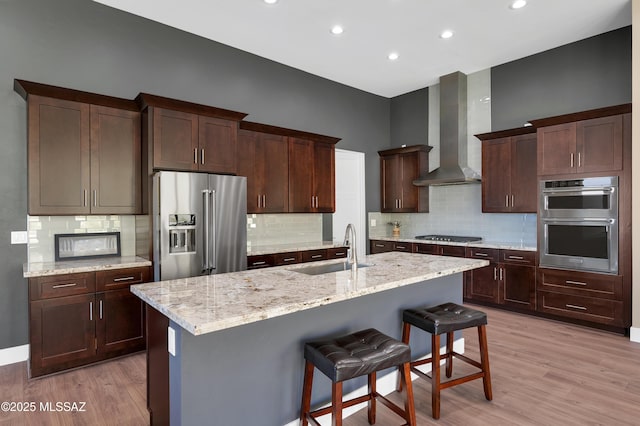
[173,273,461,426]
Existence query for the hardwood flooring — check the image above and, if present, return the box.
[1,306,639,425]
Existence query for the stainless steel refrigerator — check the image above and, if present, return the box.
[153,171,247,281]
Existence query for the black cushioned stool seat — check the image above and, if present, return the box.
[400,302,492,419]
[300,328,416,426]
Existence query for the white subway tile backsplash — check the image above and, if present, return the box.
[246,214,323,246]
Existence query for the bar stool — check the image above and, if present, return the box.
[300,328,416,426]
[399,302,492,419]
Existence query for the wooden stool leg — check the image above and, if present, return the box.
[300,360,314,426]
[397,322,411,392]
[478,325,493,401]
[400,362,417,426]
[332,381,343,426]
[431,333,441,419]
[368,371,376,424]
[445,331,454,378]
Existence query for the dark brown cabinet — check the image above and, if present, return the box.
[16,80,142,215]
[379,145,431,213]
[465,248,536,310]
[535,114,623,176]
[247,247,347,270]
[413,243,466,257]
[289,138,336,213]
[28,266,150,377]
[370,240,394,254]
[238,127,289,213]
[137,93,247,175]
[476,129,537,213]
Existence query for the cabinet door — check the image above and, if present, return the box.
[90,105,141,214]
[481,138,511,212]
[467,264,500,303]
[313,142,335,212]
[198,116,238,174]
[30,294,96,377]
[237,129,261,213]
[260,133,289,212]
[96,288,145,356]
[152,107,198,171]
[380,155,401,212]
[288,138,314,212]
[537,123,576,176]
[28,95,91,215]
[398,153,419,211]
[502,264,536,310]
[370,240,394,254]
[576,115,623,173]
[510,134,537,213]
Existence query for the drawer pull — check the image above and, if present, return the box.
[334,252,345,256]
[89,301,93,321]
[375,244,385,248]
[566,280,587,286]
[52,283,77,289]
[566,304,587,311]
[283,257,296,262]
[311,254,323,259]
[252,261,266,266]
[475,253,489,257]
[396,245,406,249]
[113,276,136,282]
[508,255,524,260]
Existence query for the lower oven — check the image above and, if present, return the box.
[539,217,618,274]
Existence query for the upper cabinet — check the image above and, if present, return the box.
[15,80,142,215]
[136,93,247,175]
[476,128,537,213]
[531,105,629,177]
[378,145,431,213]
[238,122,339,214]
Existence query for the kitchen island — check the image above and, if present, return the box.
[131,251,488,425]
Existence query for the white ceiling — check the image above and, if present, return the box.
[94,0,631,98]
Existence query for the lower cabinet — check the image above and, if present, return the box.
[247,247,347,270]
[28,266,150,377]
[370,240,394,254]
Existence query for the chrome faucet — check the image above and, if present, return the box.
[343,223,358,266]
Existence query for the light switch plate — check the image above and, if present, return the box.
[11,231,28,245]
[168,326,176,356]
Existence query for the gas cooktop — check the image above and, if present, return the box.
[415,235,482,243]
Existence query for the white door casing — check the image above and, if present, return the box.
[333,149,366,260]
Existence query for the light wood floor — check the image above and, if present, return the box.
[1,306,639,425]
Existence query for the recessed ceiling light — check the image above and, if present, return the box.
[510,0,527,9]
[330,25,344,35]
[388,52,399,61]
[264,0,278,4]
[440,30,454,39]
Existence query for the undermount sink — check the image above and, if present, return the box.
[293,262,372,275]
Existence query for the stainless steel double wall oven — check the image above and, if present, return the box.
[539,176,618,274]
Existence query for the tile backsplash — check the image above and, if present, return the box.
[369,184,537,246]
[27,215,137,263]
[246,214,323,249]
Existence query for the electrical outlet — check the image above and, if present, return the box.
[11,231,28,245]
[168,326,176,356]
[370,219,376,227]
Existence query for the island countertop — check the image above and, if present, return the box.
[131,251,488,336]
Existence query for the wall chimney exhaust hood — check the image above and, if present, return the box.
[413,71,481,186]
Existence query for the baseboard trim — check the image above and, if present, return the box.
[0,344,29,367]
[283,338,465,426]
[630,327,640,343]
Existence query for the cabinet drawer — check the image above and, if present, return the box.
[537,268,622,300]
[370,240,394,254]
[413,243,437,254]
[466,247,499,262]
[96,267,151,291]
[29,273,96,301]
[301,249,327,263]
[393,242,412,252]
[273,252,300,266]
[501,250,536,266]
[327,247,348,259]
[440,245,466,258]
[538,291,623,326]
[247,255,274,270]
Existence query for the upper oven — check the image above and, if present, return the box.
[539,176,618,274]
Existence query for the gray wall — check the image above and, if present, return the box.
[390,87,429,148]
[491,26,632,130]
[0,0,390,350]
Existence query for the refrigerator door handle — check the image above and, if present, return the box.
[210,189,216,271]
[202,189,210,272]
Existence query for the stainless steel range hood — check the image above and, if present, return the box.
[413,71,481,186]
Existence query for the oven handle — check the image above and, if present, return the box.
[541,187,615,196]
[542,217,615,224]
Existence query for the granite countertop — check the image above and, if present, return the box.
[247,241,347,256]
[372,236,536,252]
[23,256,152,278]
[130,251,488,336]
